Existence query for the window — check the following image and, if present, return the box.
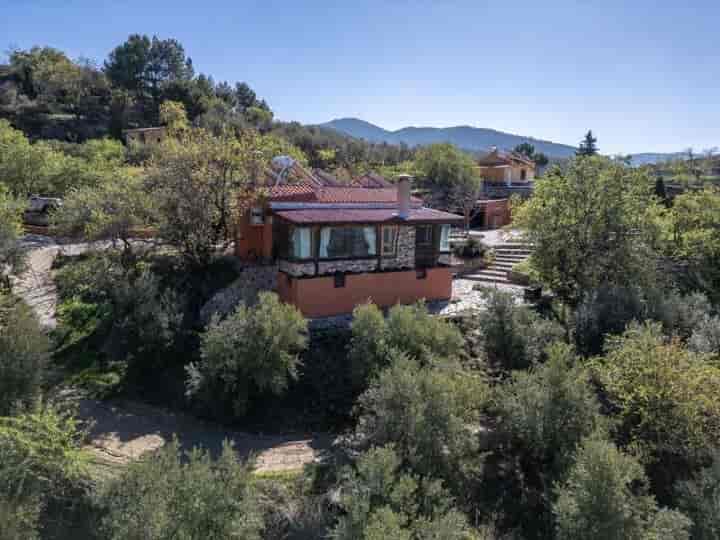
[290,227,312,259]
[520,169,527,181]
[334,272,346,288]
[319,226,376,259]
[250,206,264,225]
[415,225,433,247]
[439,224,451,252]
[381,226,399,257]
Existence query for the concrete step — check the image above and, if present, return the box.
[467,268,509,279]
[464,273,510,284]
[494,256,527,263]
[491,262,515,270]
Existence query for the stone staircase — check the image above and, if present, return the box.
[464,242,533,285]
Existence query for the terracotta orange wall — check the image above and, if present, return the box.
[235,212,273,260]
[278,267,453,318]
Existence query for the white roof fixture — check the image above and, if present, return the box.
[270,155,297,187]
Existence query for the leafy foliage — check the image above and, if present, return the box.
[595,323,720,459]
[354,352,487,491]
[553,435,690,540]
[0,407,89,539]
[0,296,49,415]
[99,439,263,540]
[514,156,660,306]
[331,445,472,540]
[348,302,465,389]
[496,344,604,476]
[0,184,25,285]
[676,452,720,540]
[188,292,307,418]
[476,288,565,370]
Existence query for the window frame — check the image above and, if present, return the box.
[381,225,399,258]
[318,225,378,260]
[289,226,314,261]
[439,224,451,253]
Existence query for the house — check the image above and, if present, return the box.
[122,126,167,145]
[471,148,536,229]
[235,165,462,318]
[477,147,536,185]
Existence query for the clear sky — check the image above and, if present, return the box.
[2,0,718,154]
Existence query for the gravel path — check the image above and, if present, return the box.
[77,398,332,474]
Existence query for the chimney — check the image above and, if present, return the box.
[396,174,412,219]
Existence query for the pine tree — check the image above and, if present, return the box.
[577,130,598,156]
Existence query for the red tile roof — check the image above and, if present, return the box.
[352,172,393,188]
[268,184,423,205]
[275,207,462,225]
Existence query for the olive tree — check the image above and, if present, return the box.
[99,440,263,540]
[187,292,307,418]
[554,436,690,540]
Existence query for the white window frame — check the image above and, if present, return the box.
[381,225,399,257]
[439,224,451,252]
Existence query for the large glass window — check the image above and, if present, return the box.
[291,227,312,259]
[381,226,398,257]
[319,226,377,259]
[439,224,451,252]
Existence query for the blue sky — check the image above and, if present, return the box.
[3,0,718,154]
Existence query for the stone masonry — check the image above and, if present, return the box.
[380,226,415,270]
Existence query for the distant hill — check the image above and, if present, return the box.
[319,118,578,158]
[625,152,685,167]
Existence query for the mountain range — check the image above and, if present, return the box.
[319,118,685,164]
[319,118,578,158]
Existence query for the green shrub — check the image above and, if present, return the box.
[0,407,89,539]
[331,445,472,540]
[348,301,465,390]
[187,292,307,419]
[689,315,720,356]
[676,452,720,540]
[384,302,464,366]
[593,322,720,500]
[496,344,604,476]
[99,440,263,540]
[477,288,564,371]
[354,351,487,490]
[0,296,49,415]
[554,435,691,540]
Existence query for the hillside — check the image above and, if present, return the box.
[320,118,578,158]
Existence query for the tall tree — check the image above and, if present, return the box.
[513,156,659,307]
[576,130,598,156]
[514,142,549,168]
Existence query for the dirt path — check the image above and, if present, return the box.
[13,235,106,329]
[77,398,333,475]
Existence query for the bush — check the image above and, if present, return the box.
[496,344,604,476]
[676,452,720,540]
[593,322,720,499]
[573,285,647,356]
[187,292,307,419]
[0,295,49,415]
[331,445,472,540]
[348,302,465,389]
[553,435,691,540]
[0,407,89,538]
[99,440,263,540]
[477,289,565,371]
[689,315,720,355]
[354,351,487,491]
